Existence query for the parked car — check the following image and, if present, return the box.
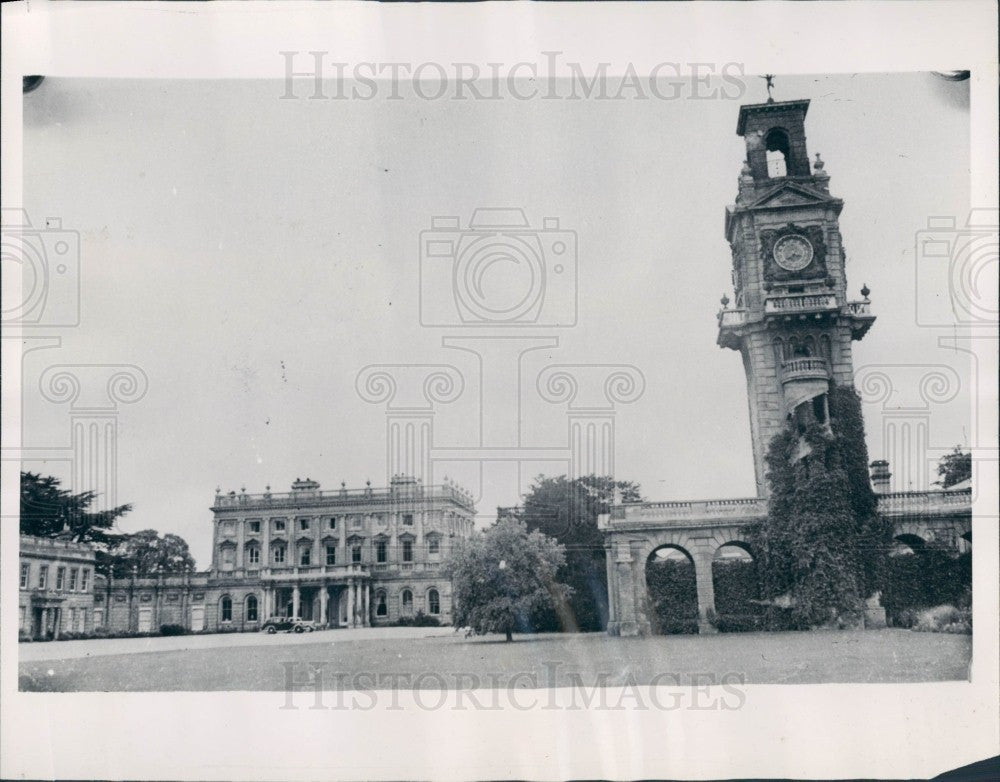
[260,617,317,634]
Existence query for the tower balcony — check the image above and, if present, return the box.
[780,356,830,384]
[844,299,876,340]
[716,307,748,350]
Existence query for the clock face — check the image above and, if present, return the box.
[773,235,814,271]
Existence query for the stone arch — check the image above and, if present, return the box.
[711,541,762,626]
[892,532,927,555]
[644,542,699,635]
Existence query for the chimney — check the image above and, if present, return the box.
[869,460,891,493]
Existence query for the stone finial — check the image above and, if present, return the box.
[861,283,871,301]
[813,152,825,171]
[721,293,730,308]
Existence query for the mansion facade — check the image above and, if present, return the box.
[21,475,476,639]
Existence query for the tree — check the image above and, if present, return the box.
[751,386,894,626]
[105,529,196,578]
[443,517,572,641]
[934,445,972,488]
[520,474,642,632]
[20,471,131,546]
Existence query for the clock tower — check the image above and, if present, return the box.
[718,96,876,497]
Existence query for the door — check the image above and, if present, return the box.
[138,607,153,633]
[191,606,205,632]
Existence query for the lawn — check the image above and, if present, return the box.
[19,628,970,692]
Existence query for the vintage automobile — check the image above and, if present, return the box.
[260,616,318,634]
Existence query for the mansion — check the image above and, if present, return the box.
[20,474,476,639]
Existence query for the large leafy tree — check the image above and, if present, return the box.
[520,474,642,632]
[20,471,131,546]
[752,386,894,626]
[443,517,571,641]
[934,445,972,488]
[104,529,196,579]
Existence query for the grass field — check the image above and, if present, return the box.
[19,627,971,692]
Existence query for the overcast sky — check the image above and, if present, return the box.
[22,72,970,567]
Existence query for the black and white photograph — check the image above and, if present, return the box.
[2,2,997,780]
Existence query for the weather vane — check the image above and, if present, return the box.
[762,74,775,102]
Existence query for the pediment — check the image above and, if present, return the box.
[751,183,833,208]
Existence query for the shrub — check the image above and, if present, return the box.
[160,623,187,636]
[395,611,440,628]
[645,557,699,634]
[912,604,962,633]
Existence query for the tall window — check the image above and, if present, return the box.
[428,537,440,556]
[56,567,65,591]
[328,517,337,530]
[402,540,414,562]
[38,565,48,589]
[376,591,388,617]
[401,589,413,616]
[220,596,233,622]
[326,545,337,566]
[765,128,790,178]
[20,563,29,589]
[273,545,286,564]
[427,588,440,615]
[352,545,362,564]
[247,547,260,566]
[299,546,311,566]
[69,568,79,591]
[81,569,90,592]
[246,595,258,622]
[376,540,387,563]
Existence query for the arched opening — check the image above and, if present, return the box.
[245,594,258,622]
[400,589,413,617]
[891,533,926,556]
[427,588,441,615]
[375,590,388,618]
[765,128,790,178]
[711,543,764,631]
[645,545,698,634]
[219,595,233,624]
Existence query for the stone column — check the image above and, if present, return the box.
[692,551,717,634]
[609,540,645,636]
[292,585,300,619]
[347,580,356,627]
[604,544,618,629]
[362,583,369,626]
[319,586,329,627]
[53,608,61,640]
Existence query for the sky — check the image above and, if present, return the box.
[21,72,971,567]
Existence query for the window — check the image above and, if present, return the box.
[246,595,258,622]
[220,596,233,622]
[326,545,337,566]
[38,565,48,589]
[376,591,388,617]
[299,518,310,532]
[428,537,440,556]
[352,545,362,564]
[273,519,286,532]
[402,513,414,526]
[428,589,441,615]
[20,563,29,589]
[401,589,413,616]
[248,520,261,533]
[402,540,413,562]
[77,609,87,633]
[69,568,79,591]
[247,546,260,565]
[56,567,65,591]
[273,545,286,564]
[376,540,388,563]
[69,608,76,630]
[299,546,311,566]
[764,128,790,178]
[81,569,90,592]
[328,517,337,530]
